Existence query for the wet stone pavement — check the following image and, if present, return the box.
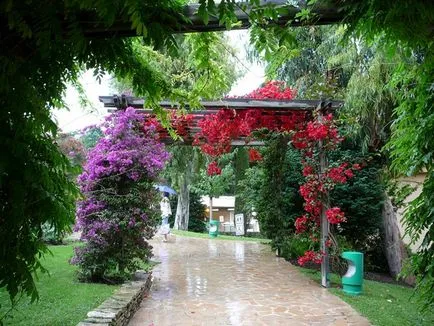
[129,236,370,326]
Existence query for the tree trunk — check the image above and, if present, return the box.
[174,174,190,230]
[383,194,408,278]
[209,196,213,222]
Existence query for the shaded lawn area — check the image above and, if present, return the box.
[299,268,434,326]
[171,229,270,243]
[0,244,119,326]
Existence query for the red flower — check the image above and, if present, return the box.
[297,250,324,266]
[325,207,346,224]
[295,215,309,234]
[207,161,222,176]
[302,165,314,177]
[248,148,263,162]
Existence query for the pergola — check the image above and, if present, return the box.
[99,95,342,145]
[99,94,343,288]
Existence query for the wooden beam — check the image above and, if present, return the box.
[81,1,344,38]
[100,95,343,111]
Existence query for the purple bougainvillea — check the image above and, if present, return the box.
[72,108,170,281]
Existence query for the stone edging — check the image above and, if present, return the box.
[77,271,152,326]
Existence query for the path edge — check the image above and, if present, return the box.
[77,270,152,326]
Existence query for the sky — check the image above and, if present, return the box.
[53,30,265,133]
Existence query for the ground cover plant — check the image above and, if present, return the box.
[0,245,118,326]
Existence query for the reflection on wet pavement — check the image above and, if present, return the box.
[128,236,370,326]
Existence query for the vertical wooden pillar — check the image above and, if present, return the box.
[318,106,330,288]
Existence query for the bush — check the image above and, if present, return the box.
[71,108,170,282]
[280,235,311,261]
[188,191,207,232]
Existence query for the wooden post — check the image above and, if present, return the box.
[318,107,330,288]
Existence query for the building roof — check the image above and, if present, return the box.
[201,196,235,208]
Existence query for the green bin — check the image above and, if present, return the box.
[342,251,364,295]
[209,220,220,238]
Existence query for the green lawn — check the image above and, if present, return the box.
[171,229,270,243]
[300,268,434,326]
[0,245,119,326]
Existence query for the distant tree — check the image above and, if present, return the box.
[79,126,104,151]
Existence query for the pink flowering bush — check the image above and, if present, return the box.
[71,108,170,282]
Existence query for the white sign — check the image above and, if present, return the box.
[235,213,245,236]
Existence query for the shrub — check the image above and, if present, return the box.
[188,191,207,232]
[71,108,170,282]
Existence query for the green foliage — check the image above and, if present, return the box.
[280,235,311,261]
[113,33,241,100]
[192,155,235,199]
[79,127,104,151]
[244,135,305,249]
[187,191,207,233]
[0,0,201,303]
[41,223,68,246]
[329,145,386,271]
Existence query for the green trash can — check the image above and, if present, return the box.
[342,251,364,295]
[209,220,220,238]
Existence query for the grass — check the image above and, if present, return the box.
[171,229,270,243]
[299,268,434,326]
[0,244,119,326]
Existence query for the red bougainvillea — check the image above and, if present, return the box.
[292,111,361,266]
[193,81,359,266]
[245,80,297,100]
[248,148,262,162]
[139,80,359,268]
[326,207,346,224]
[207,161,222,176]
[194,81,305,171]
[144,111,194,141]
[297,250,324,266]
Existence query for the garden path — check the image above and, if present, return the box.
[128,236,370,326]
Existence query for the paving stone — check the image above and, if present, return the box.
[128,237,370,325]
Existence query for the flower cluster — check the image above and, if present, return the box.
[72,108,170,280]
[248,148,262,162]
[297,250,324,266]
[291,111,361,265]
[326,207,346,224]
[295,215,309,234]
[194,82,304,172]
[244,80,296,100]
[207,161,222,176]
[143,111,194,141]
